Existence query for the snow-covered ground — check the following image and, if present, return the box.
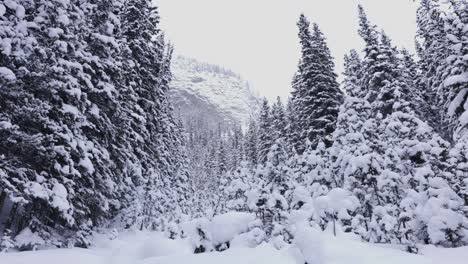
[1,229,467,264]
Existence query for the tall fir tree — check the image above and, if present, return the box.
[342,49,363,97]
[0,0,191,247]
[291,15,343,152]
[245,119,259,166]
[257,98,273,164]
[271,96,287,143]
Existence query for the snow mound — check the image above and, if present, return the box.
[93,230,191,263]
[210,212,256,245]
[14,228,45,250]
[292,226,324,264]
[142,243,296,264]
[1,230,468,264]
[182,212,256,250]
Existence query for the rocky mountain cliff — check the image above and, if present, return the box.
[169,56,260,128]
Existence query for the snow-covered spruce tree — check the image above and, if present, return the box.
[384,16,466,249]
[271,96,287,143]
[216,141,228,177]
[244,119,259,166]
[223,161,252,213]
[379,110,463,249]
[227,125,244,170]
[291,15,343,152]
[257,98,273,164]
[328,10,396,243]
[357,4,380,101]
[73,0,127,245]
[165,117,192,224]
[300,142,334,230]
[354,5,468,249]
[0,0,122,247]
[415,0,450,138]
[119,0,190,230]
[314,187,360,237]
[329,43,384,240]
[437,0,467,141]
[0,0,190,246]
[398,48,433,125]
[328,96,377,235]
[449,135,468,207]
[443,4,468,204]
[119,0,161,229]
[182,120,247,217]
[288,72,302,154]
[342,49,363,98]
[183,117,219,217]
[257,139,292,247]
[359,12,412,117]
[0,229,14,252]
[354,5,414,245]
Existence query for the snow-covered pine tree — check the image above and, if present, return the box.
[398,48,435,126]
[245,119,259,166]
[158,49,195,225]
[166,117,192,221]
[0,0,121,246]
[119,0,191,230]
[357,4,381,102]
[257,98,273,164]
[73,0,125,244]
[438,0,468,139]
[292,15,343,152]
[223,161,252,213]
[216,141,228,177]
[228,125,244,170]
[342,49,363,97]
[0,0,190,246]
[258,139,291,247]
[288,72,302,154]
[415,0,450,138]
[271,97,287,143]
[356,5,468,248]
[415,0,467,144]
[328,96,386,242]
[330,11,397,242]
[300,142,333,230]
[449,135,468,207]
[443,3,468,205]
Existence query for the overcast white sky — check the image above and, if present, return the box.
[157,0,418,101]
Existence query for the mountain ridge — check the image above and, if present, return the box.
[169,56,260,128]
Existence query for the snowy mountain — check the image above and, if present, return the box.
[169,56,260,128]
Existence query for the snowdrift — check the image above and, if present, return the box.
[1,228,468,264]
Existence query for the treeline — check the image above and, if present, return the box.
[212,1,467,252]
[174,56,242,79]
[0,0,191,249]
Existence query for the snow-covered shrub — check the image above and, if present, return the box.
[314,188,360,236]
[14,227,45,251]
[182,212,256,253]
[210,212,256,246]
[164,221,181,240]
[230,226,266,248]
[73,228,93,249]
[183,217,212,253]
[0,229,15,253]
[420,179,468,247]
[292,226,325,264]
